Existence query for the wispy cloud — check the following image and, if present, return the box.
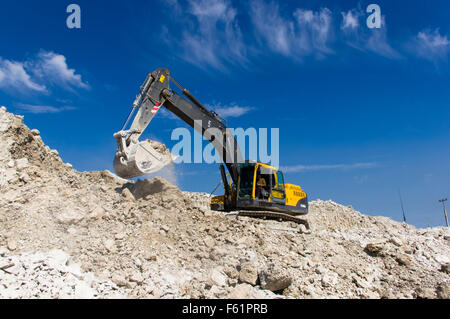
[165,0,247,70]
[16,103,76,114]
[354,174,369,184]
[407,29,450,63]
[207,103,254,118]
[162,1,450,69]
[250,0,333,59]
[30,51,90,90]
[0,51,89,95]
[341,9,401,59]
[341,10,360,31]
[281,162,378,173]
[0,58,46,93]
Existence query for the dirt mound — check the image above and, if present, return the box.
[0,106,449,299]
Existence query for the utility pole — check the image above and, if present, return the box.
[398,190,407,223]
[439,198,449,227]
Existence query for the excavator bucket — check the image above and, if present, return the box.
[113,138,172,179]
[113,69,173,179]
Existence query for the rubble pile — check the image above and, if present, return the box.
[0,106,449,299]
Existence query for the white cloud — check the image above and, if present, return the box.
[341,11,401,59]
[208,104,254,117]
[170,0,247,69]
[16,103,76,114]
[365,27,401,59]
[0,58,46,93]
[409,29,450,62]
[250,0,333,59]
[0,51,89,94]
[281,162,378,173]
[31,51,90,90]
[341,10,360,31]
[158,107,180,120]
[250,0,292,56]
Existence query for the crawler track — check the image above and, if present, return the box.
[236,210,310,229]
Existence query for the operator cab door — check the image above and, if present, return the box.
[271,170,286,204]
[255,165,286,204]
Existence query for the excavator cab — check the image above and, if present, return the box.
[238,162,286,203]
[211,161,308,218]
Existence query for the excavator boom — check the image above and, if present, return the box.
[113,68,242,184]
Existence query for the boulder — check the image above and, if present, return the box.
[259,263,292,292]
[239,263,258,286]
[228,284,253,299]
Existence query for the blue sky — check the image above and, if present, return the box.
[1,0,449,227]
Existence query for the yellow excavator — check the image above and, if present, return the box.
[113,68,309,227]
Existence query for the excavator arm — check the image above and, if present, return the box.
[113,68,243,189]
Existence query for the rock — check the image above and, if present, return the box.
[415,287,436,299]
[209,267,227,287]
[30,129,40,136]
[239,263,258,286]
[6,238,17,251]
[121,188,135,201]
[49,149,59,156]
[111,273,128,287]
[19,173,30,183]
[389,236,404,247]
[216,224,227,232]
[259,263,292,292]
[365,241,388,257]
[321,273,338,288]
[55,208,85,225]
[224,266,239,280]
[204,237,215,248]
[314,265,327,274]
[437,283,450,299]
[114,232,126,240]
[299,224,307,233]
[352,274,370,289]
[440,263,450,274]
[15,158,29,170]
[74,282,95,299]
[129,272,144,284]
[228,284,253,299]
[103,239,117,253]
[89,206,105,219]
[395,254,412,266]
[65,163,73,169]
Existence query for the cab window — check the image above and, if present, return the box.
[238,165,255,199]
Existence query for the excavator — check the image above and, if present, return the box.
[113,68,309,226]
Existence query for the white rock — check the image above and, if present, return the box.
[49,149,59,156]
[209,268,227,287]
[15,158,29,170]
[74,281,95,299]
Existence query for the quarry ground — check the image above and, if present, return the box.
[0,106,449,299]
